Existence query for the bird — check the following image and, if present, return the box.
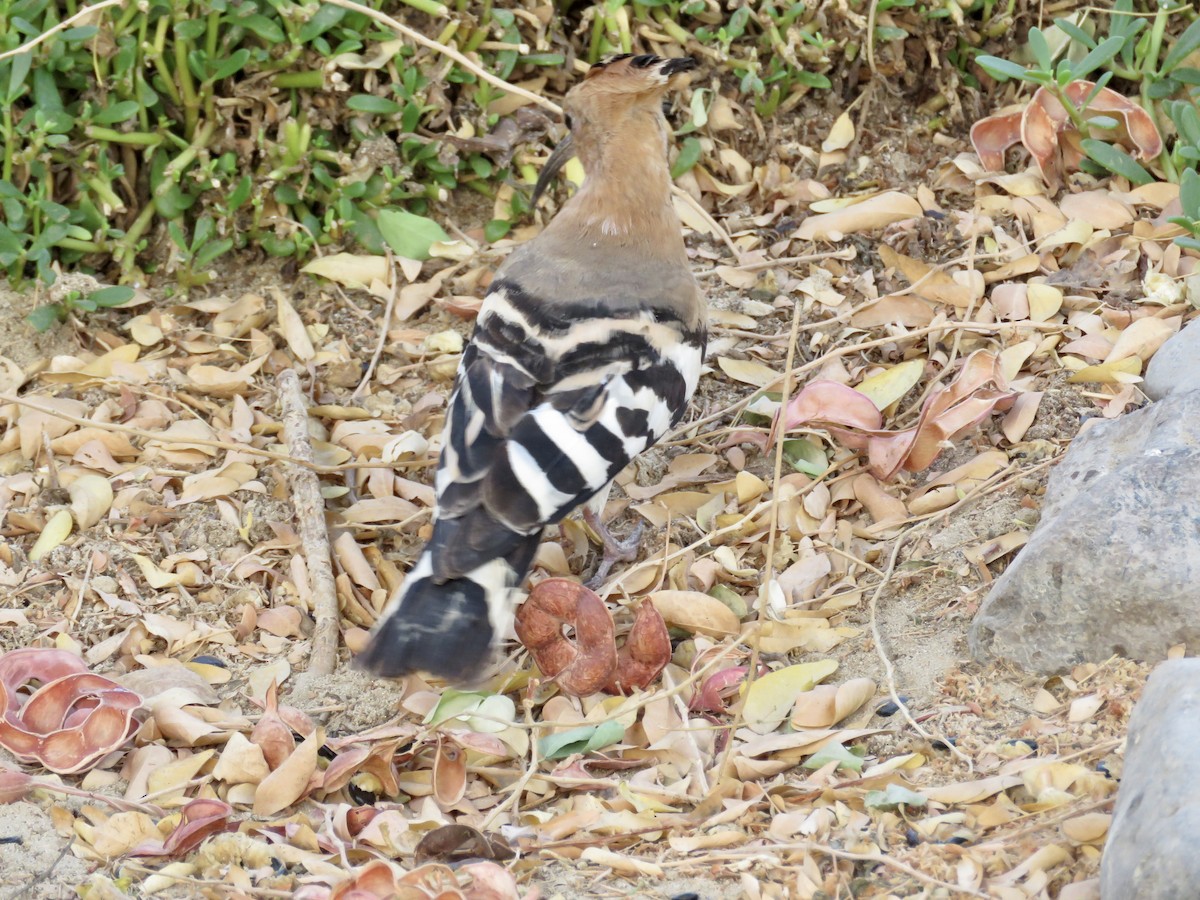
[357,53,706,683]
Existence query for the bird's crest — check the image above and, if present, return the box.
[581,53,697,91]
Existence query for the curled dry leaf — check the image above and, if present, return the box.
[689,666,752,714]
[648,590,740,637]
[432,737,467,806]
[414,823,515,865]
[795,192,923,241]
[0,766,32,803]
[66,473,114,529]
[0,648,141,774]
[515,578,616,697]
[330,859,405,900]
[781,352,1014,480]
[28,509,73,563]
[250,680,295,770]
[252,726,325,816]
[971,81,1162,192]
[790,678,877,729]
[129,798,235,857]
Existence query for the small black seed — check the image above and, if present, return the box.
[876,696,910,716]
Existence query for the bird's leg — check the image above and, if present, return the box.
[583,506,644,590]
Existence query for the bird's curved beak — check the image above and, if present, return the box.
[531,131,575,207]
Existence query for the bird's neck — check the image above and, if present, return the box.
[552,120,682,253]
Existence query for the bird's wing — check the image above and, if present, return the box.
[426,276,705,583]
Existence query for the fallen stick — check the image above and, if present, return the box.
[278,369,340,675]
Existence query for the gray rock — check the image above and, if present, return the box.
[1144,321,1200,400]
[1101,659,1200,900]
[970,389,1200,674]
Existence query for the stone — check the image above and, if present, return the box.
[1143,320,1200,400]
[970,389,1200,674]
[1101,659,1200,899]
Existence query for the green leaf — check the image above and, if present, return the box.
[671,136,703,179]
[1088,115,1119,130]
[194,238,234,269]
[60,25,100,41]
[484,219,511,243]
[93,100,141,125]
[241,14,286,43]
[1070,35,1124,81]
[1180,168,1200,219]
[88,286,136,308]
[1175,235,1200,252]
[1172,67,1200,86]
[538,720,625,760]
[793,70,831,89]
[1080,139,1155,185]
[782,438,827,477]
[212,48,251,81]
[803,741,864,772]
[27,304,64,332]
[865,784,928,811]
[1052,17,1096,51]
[298,4,346,44]
[346,94,403,115]
[5,51,32,104]
[1028,27,1052,73]
[424,689,515,732]
[1162,18,1200,75]
[377,209,449,260]
[976,55,1030,83]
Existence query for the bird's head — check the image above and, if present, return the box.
[532,54,697,206]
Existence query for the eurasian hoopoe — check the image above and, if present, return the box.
[358,54,706,682]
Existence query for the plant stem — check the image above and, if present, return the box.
[274,70,325,89]
[84,126,163,146]
[158,119,215,191]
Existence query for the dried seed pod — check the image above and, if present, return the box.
[606,600,670,694]
[515,578,616,697]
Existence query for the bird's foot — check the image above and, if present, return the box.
[583,507,644,590]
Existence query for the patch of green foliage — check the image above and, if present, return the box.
[975,1,1200,181]
[0,0,548,290]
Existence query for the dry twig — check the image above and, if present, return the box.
[278,369,341,675]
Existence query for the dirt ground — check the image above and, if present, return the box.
[0,72,1148,899]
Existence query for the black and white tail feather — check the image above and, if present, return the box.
[357,54,705,682]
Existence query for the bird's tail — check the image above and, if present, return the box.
[356,533,541,682]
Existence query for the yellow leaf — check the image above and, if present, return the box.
[147,750,216,805]
[999,340,1037,383]
[1066,356,1142,384]
[717,357,779,388]
[796,192,923,240]
[648,590,740,637]
[29,509,73,563]
[1105,316,1176,364]
[1027,283,1063,322]
[855,359,924,411]
[67,473,114,529]
[132,554,186,589]
[300,253,389,290]
[275,290,315,363]
[742,660,838,734]
[822,111,855,152]
[253,727,325,816]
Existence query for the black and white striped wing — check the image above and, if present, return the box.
[426,278,704,581]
